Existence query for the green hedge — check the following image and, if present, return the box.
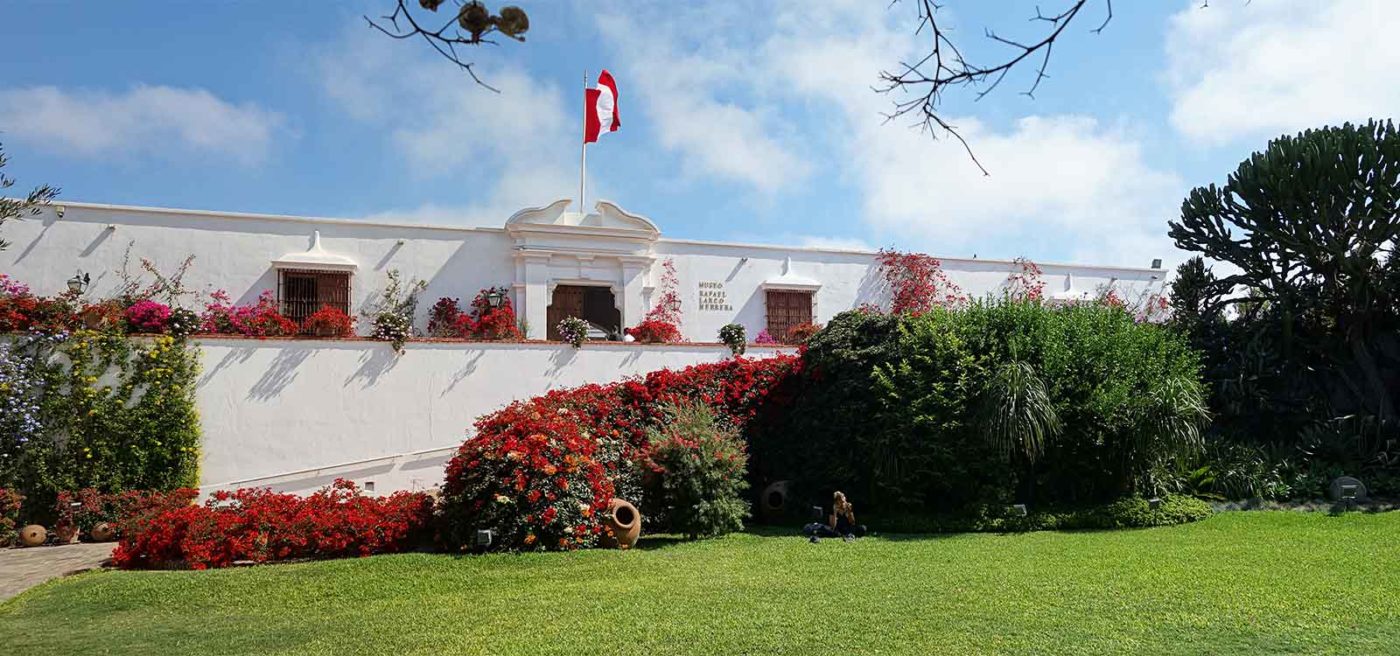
[870,495,1214,534]
[758,301,1209,514]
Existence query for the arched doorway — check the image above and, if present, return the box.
[546,284,622,341]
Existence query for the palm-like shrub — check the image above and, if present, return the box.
[977,360,1060,463]
[1131,374,1210,495]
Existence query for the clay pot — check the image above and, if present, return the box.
[602,498,641,550]
[19,524,47,548]
[760,481,790,521]
[81,309,106,330]
[90,522,116,543]
[54,523,79,544]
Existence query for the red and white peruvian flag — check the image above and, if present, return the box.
[584,70,620,144]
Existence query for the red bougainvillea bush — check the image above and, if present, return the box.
[439,355,801,551]
[625,258,683,343]
[303,305,355,337]
[427,297,467,337]
[625,318,681,344]
[425,289,522,340]
[876,248,966,314]
[1005,257,1046,302]
[470,287,524,340]
[123,299,172,333]
[784,322,822,344]
[439,423,613,552]
[0,488,21,548]
[112,480,433,570]
[199,290,299,337]
[0,275,83,334]
[54,487,197,539]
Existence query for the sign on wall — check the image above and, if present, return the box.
[697,281,733,312]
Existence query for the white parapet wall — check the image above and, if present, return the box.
[194,338,790,496]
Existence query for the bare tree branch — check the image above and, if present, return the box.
[878,0,1111,175]
[365,0,530,92]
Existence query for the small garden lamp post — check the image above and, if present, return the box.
[486,288,505,309]
[67,271,90,295]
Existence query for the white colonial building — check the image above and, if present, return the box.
[6,198,1165,342]
[3,198,1167,495]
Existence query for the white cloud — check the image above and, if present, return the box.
[317,27,577,227]
[594,11,811,193]
[0,85,283,165]
[1167,0,1400,145]
[762,3,1185,267]
[855,114,1182,265]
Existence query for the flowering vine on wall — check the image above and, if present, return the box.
[0,331,201,525]
[364,270,427,353]
[876,249,966,314]
[1005,257,1046,302]
[627,258,683,343]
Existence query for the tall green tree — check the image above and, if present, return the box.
[0,143,58,252]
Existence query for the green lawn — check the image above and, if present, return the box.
[2,512,1397,655]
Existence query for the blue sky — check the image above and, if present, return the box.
[2,0,1393,267]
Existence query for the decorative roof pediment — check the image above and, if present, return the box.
[504,199,659,259]
[272,230,357,271]
[762,257,822,291]
[593,200,660,234]
[505,199,659,239]
[505,199,573,228]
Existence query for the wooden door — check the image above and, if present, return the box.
[547,286,586,340]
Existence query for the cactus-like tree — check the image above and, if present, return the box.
[1169,120,1400,431]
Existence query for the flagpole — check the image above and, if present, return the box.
[579,68,588,215]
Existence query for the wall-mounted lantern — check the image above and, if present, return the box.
[486,288,506,309]
[66,271,90,295]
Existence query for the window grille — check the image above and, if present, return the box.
[277,269,351,332]
[765,290,813,342]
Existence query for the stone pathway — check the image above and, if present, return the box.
[0,542,114,602]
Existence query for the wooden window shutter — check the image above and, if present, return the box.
[765,290,813,341]
[279,269,351,333]
[315,272,350,314]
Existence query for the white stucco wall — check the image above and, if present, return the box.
[194,338,791,495]
[658,240,1167,341]
[4,199,1171,496]
[3,202,518,333]
[2,201,1169,344]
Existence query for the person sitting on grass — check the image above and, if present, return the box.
[805,491,867,543]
